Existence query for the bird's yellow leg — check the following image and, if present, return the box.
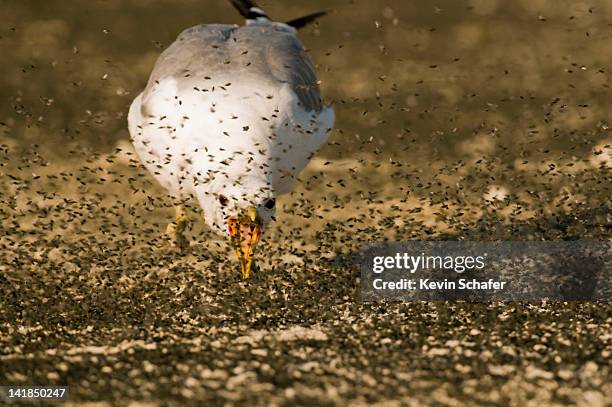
[166,205,189,250]
[243,226,260,279]
[237,246,248,279]
[231,234,247,279]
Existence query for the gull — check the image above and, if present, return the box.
[128,0,334,278]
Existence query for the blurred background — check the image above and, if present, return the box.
[1,0,610,232]
[0,1,610,405]
[3,0,612,154]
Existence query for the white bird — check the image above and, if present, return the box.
[128,0,334,278]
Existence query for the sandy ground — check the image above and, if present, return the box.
[1,0,611,405]
[0,150,610,406]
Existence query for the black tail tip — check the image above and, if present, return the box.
[228,0,328,29]
[229,0,269,20]
[285,10,329,29]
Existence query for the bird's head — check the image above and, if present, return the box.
[197,183,276,279]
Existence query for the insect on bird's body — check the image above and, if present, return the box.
[128,0,334,278]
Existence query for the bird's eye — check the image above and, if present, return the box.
[218,194,229,207]
[264,198,276,209]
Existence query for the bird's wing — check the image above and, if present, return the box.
[258,27,323,112]
[140,23,323,116]
[130,22,333,198]
[139,24,236,118]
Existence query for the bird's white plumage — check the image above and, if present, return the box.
[128,20,334,235]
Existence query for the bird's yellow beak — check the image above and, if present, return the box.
[227,206,262,279]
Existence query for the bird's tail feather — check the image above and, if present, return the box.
[228,0,327,29]
[229,0,269,21]
[285,11,328,29]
